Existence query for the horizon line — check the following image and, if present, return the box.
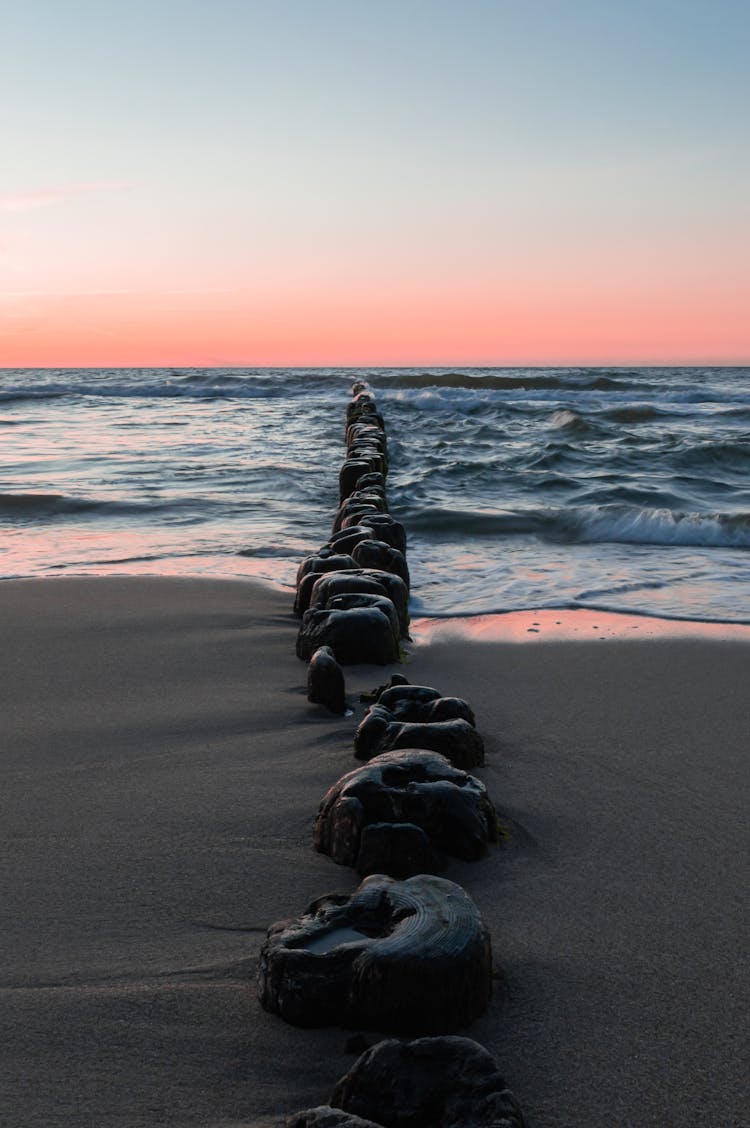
[1,360,749,371]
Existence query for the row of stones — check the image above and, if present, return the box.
[296,384,409,669]
[258,384,526,1128]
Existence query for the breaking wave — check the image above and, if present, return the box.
[400,503,750,549]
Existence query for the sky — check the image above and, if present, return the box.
[1,0,748,367]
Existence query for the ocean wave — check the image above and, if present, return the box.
[674,439,750,467]
[0,492,103,515]
[400,502,750,549]
[0,369,350,404]
[603,405,664,423]
[561,505,750,548]
[236,544,302,558]
[721,406,750,421]
[524,445,591,471]
[573,578,668,600]
[3,367,748,409]
[0,381,299,403]
[569,484,690,510]
[0,390,70,404]
[399,506,541,536]
[376,369,646,392]
[0,492,195,519]
[547,409,594,433]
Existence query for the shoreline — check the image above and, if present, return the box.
[5,570,750,641]
[411,605,750,643]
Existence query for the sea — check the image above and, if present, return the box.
[1,366,748,624]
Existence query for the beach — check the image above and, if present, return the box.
[2,576,748,1127]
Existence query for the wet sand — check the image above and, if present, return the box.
[1,577,748,1127]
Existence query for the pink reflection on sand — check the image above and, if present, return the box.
[411,608,750,644]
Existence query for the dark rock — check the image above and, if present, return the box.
[351,380,369,395]
[351,570,409,637]
[346,490,387,513]
[287,1107,382,1128]
[375,684,439,708]
[330,524,371,544]
[352,706,394,757]
[347,434,384,453]
[296,572,324,618]
[327,526,377,556]
[348,389,376,408]
[324,594,400,644]
[346,447,386,476]
[310,570,409,638]
[353,472,386,493]
[354,708,484,770]
[350,483,387,507]
[346,407,385,433]
[309,571,394,608]
[351,541,409,589]
[257,873,493,1034]
[422,698,476,724]
[340,460,374,502]
[297,608,399,666]
[314,748,496,873]
[346,394,384,429]
[351,515,407,555]
[377,685,475,726]
[347,390,376,414]
[346,445,386,471]
[308,646,346,714]
[296,553,358,589]
[346,423,387,453]
[294,554,359,617]
[332,502,381,535]
[330,1036,527,1128]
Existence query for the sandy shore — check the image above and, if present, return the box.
[1,577,748,1127]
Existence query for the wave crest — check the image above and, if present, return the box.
[400,502,750,549]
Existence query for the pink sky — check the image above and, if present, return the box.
[2,178,746,367]
[2,4,748,368]
[2,261,746,368]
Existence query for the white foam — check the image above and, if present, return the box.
[565,505,750,549]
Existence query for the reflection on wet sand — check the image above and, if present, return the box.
[410,607,750,644]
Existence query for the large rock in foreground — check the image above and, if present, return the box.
[330,1036,527,1127]
[313,749,497,876]
[258,874,492,1034]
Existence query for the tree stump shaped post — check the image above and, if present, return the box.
[354,707,484,770]
[329,1036,527,1128]
[258,874,493,1035]
[313,749,497,876]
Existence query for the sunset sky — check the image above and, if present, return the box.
[2,0,748,367]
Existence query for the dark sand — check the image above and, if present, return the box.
[1,577,748,1127]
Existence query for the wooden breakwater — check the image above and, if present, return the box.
[258,382,528,1127]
